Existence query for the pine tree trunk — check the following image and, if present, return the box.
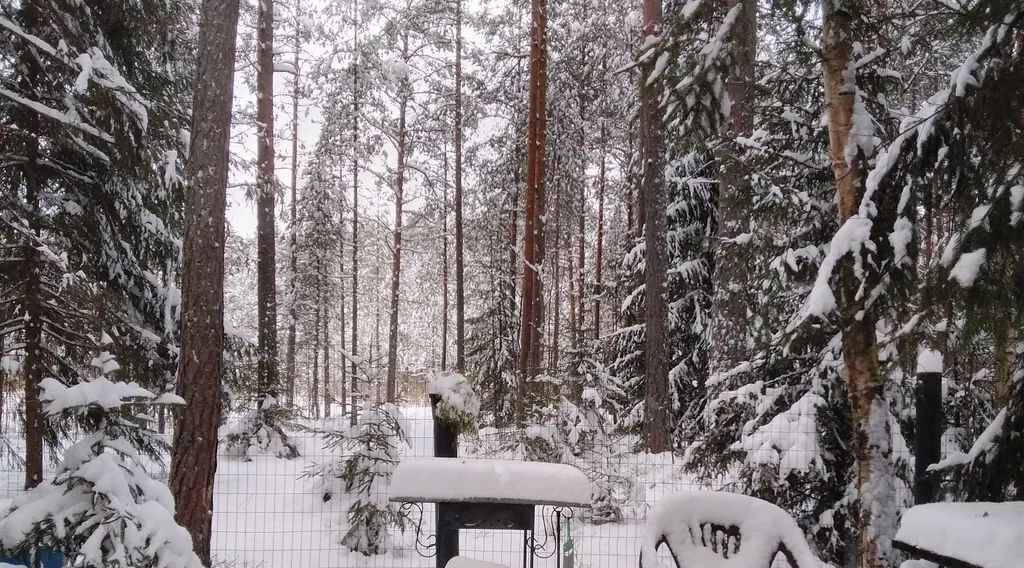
[575,112,587,350]
[323,286,331,418]
[594,122,606,340]
[169,0,238,561]
[640,0,671,453]
[710,0,756,377]
[386,44,410,402]
[256,0,278,399]
[518,0,549,419]
[312,297,321,419]
[550,173,563,372]
[339,208,347,418]
[285,1,302,410]
[22,131,44,490]
[441,153,450,371]
[454,0,467,373]
[350,0,360,425]
[822,2,889,566]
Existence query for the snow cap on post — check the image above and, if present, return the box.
[916,348,944,374]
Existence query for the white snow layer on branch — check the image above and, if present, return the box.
[948,248,986,288]
[928,407,1006,471]
[0,88,114,142]
[792,12,1018,327]
[894,502,1024,568]
[734,388,826,481]
[39,377,179,416]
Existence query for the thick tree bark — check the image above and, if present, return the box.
[640,0,671,453]
[822,2,890,567]
[256,0,279,399]
[518,0,549,419]
[170,0,239,561]
[350,0,360,425]
[441,154,450,371]
[385,45,410,402]
[594,122,606,339]
[22,132,43,490]
[551,181,562,372]
[285,1,302,409]
[575,95,587,351]
[323,285,331,418]
[312,297,321,419]
[709,0,756,377]
[454,0,467,372]
[338,202,347,418]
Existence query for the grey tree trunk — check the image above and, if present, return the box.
[385,34,411,402]
[709,0,756,378]
[256,0,279,399]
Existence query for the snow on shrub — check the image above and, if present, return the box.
[428,372,480,434]
[303,403,410,556]
[222,392,301,461]
[0,351,202,568]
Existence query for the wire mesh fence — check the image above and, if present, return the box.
[0,397,915,568]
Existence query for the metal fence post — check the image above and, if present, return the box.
[431,394,458,567]
[914,369,943,504]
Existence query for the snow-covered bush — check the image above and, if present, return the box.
[0,351,202,568]
[303,403,409,556]
[428,372,480,435]
[222,392,300,461]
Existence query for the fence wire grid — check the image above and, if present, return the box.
[0,398,915,568]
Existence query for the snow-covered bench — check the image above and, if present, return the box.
[893,501,1024,568]
[639,492,821,568]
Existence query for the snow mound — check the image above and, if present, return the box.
[640,491,822,568]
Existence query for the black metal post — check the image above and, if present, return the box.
[914,371,943,504]
[431,394,458,568]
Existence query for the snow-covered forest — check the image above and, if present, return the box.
[0,0,1022,567]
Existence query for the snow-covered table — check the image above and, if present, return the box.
[390,457,591,568]
[893,501,1024,568]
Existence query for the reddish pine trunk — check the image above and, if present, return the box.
[441,154,450,371]
[349,0,360,425]
[640,0,671,453]
[256,0,278,397]
[518,0,549,419]
[454,0,467,372]
[170,0,239,561]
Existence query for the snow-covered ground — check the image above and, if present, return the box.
[0,406,705,568]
